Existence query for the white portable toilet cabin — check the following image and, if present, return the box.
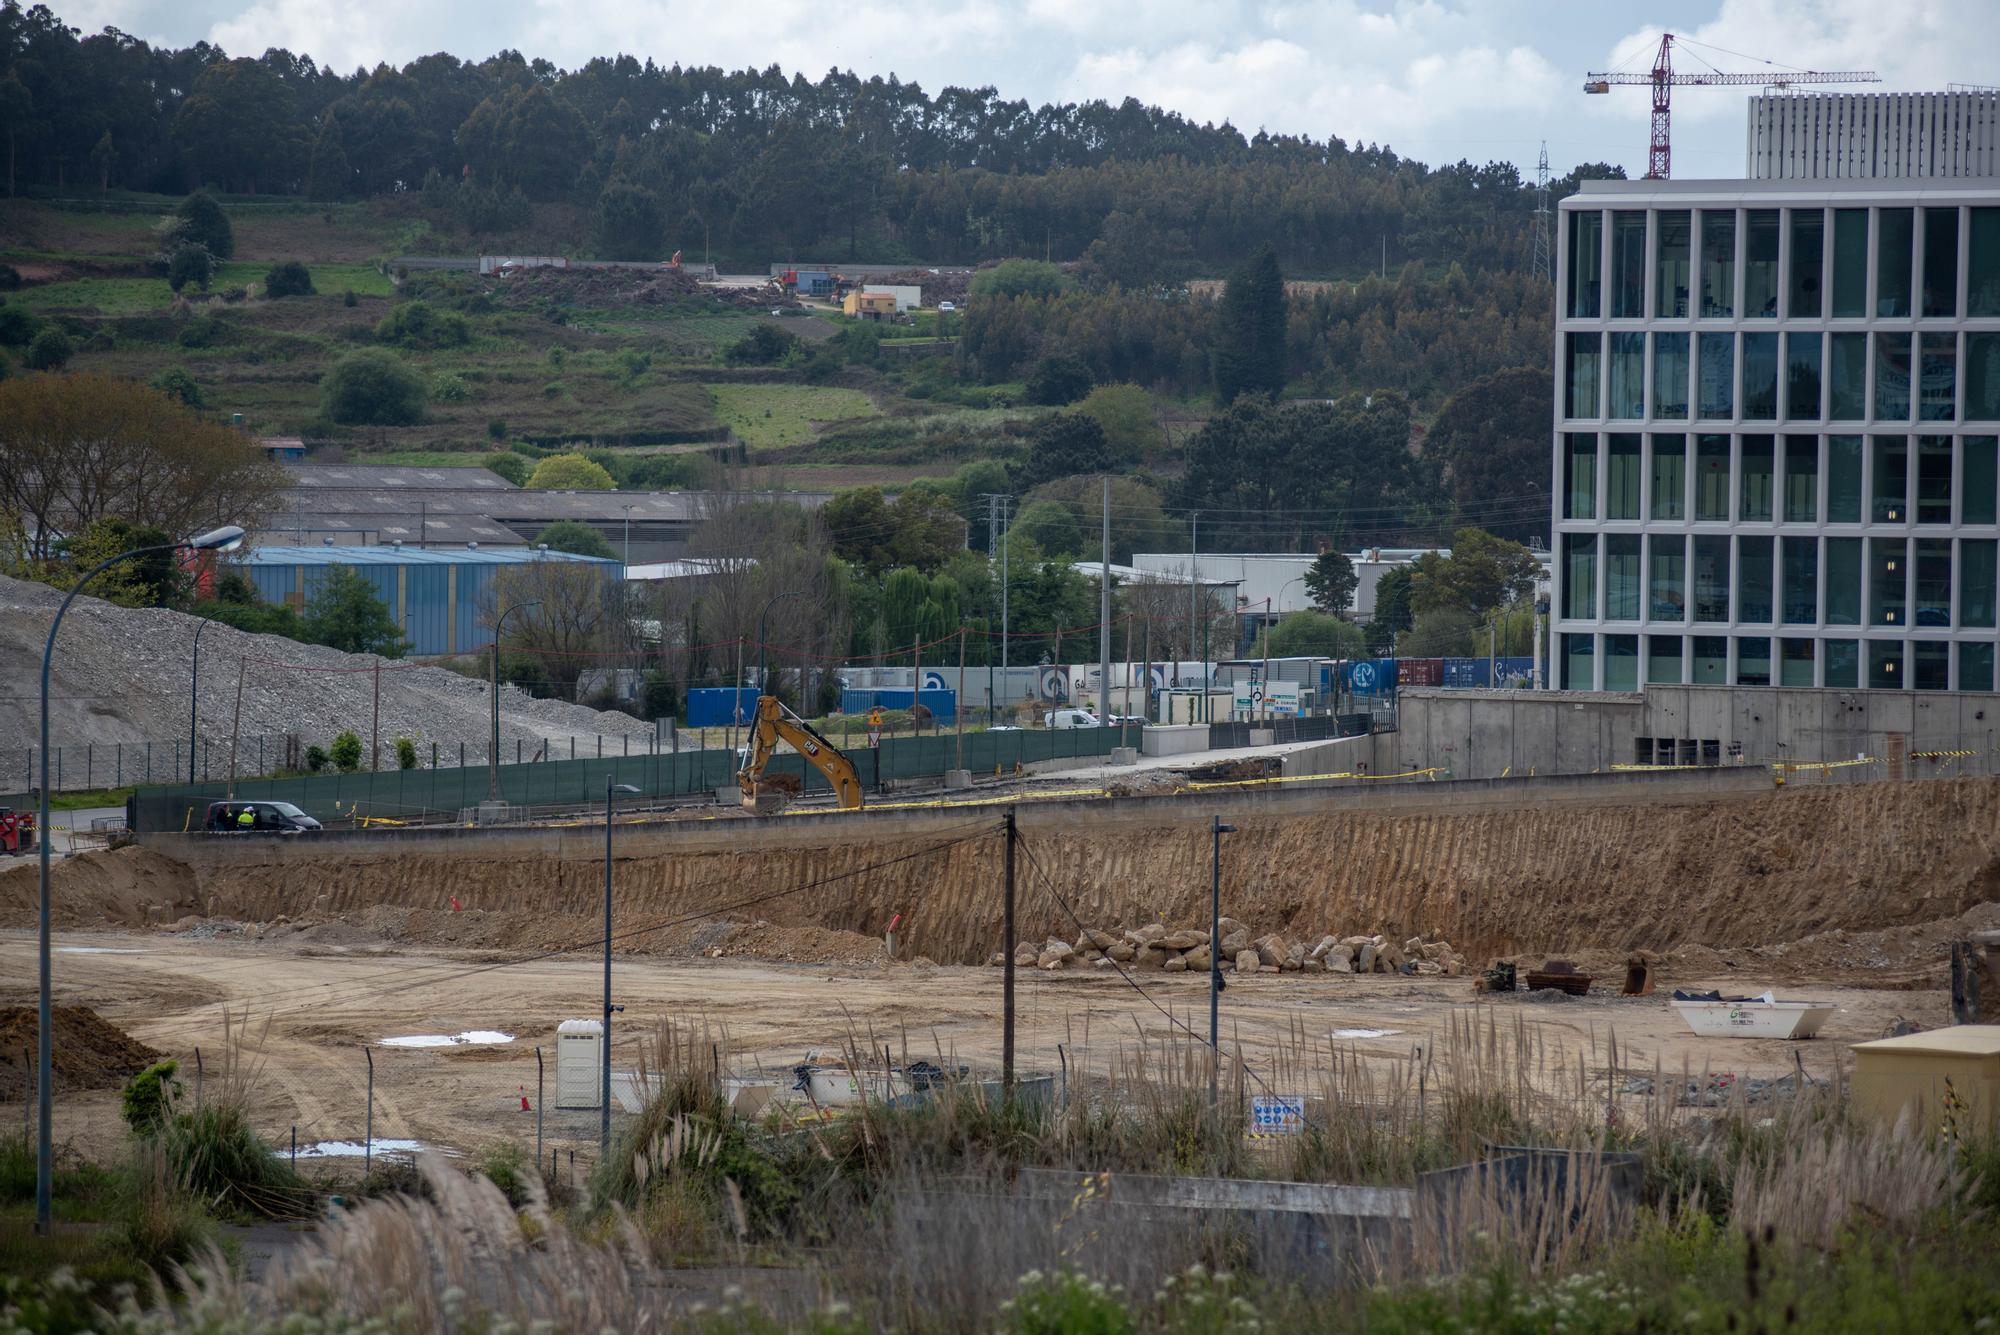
[556,1018,603,1109]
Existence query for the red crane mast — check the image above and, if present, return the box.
[1585,33,1878,179]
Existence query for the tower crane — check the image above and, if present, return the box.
[1585,33,1878,179]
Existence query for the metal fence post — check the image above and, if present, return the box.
[193,1047,204,1110]
[535,1047,545,1170]
[364,1046,374,1178]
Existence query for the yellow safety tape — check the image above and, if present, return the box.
[1186,766,1442,791]
[1772,757,1880,772]
[1910,749,1980,759]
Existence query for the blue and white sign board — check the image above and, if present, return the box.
[1350,661,1378,692]
[1231,679,1301,716]
[921,671,949,691]
[1249,1094,1306,1136]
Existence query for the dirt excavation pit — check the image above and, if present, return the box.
[0,1004,163,1097]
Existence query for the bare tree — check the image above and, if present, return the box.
[0,372,285,560]
[487,558,622,699]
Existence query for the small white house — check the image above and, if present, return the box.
[863,284,921,312]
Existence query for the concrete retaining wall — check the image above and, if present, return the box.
[1396,684,2000,780]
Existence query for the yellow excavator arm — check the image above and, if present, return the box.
[737,695,865,811]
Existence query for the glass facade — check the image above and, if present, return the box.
[1786,332,1822,420]
[1556,194,2000,692]
[1744,210,1780,317]
[1877,208,1913,318]
[1611,211,1646,318]
[1788,209,1823,318]
[1653,333,1689,418]
[1657,211,1691,317]
[1700,210,1735,318]
[1831,208,1868,317]
[1923,208,1958,319]
[1609,332,1645,419]
[1568,209,1602,318]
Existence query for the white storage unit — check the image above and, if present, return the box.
[555,1019,603,1109]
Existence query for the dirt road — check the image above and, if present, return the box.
[1,927,1941,1167]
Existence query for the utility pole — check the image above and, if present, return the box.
[1000,497,1010,678]
[1209,816,1236,1106]
[955,625,966,771]
[370,658,381,771]
[1188,512,1200,723]
[1099,476,1111,722]
[1002,808,1016,1088]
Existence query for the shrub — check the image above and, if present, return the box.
[0,262,19,290]
[166,243,212,294]
[24,326,73,371]
[525,453,615,490]
[485,452,529,485]
[724,323,796,366]
[149,366,203,407]
[263,260,314,298]
[122,1141,218,1271]
[170,190,234,260]
[162,1098,309,1217]
[219,285,246,303]
[329,730,363,772]
[486,417,508,440]
[374,299,469,349]
[431,370,471,401]
[1026,352,1093,406]
[121,1060,182,1136]
[478,1141,532,1208]
[1000,1269,1134,1334]
[320,348,426,426]
[394,736,418,770]
[342,289,357,307]
[176,313,222,348]
[303,744,329,773]
[535,519,616,558]
[0,303,41,345]
[542,380,565,399]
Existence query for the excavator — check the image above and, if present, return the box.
[736,694,865,813]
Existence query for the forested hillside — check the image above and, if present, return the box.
[0,2,1616,278]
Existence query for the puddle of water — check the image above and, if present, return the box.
[379,1031,514,1048]
[1332,1028,1399,1040]
[57,947,143,955]
[293,1138,427,1159]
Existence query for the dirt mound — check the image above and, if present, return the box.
[486,265,776,309]
[877,268,972,305]
[0,1004,163,1097]
[0,845,200,930]
[169,777,2000,974]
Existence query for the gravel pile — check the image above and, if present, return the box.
[0,574,653,769]
[989,918,1468,977]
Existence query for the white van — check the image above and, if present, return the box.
[1044,708,1101,729]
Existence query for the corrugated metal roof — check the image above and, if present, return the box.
[233,545,619,568]
[287,464,520,491]
[1851,1026,2000,1056]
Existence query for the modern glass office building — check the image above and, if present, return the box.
[1551,177,2000,691]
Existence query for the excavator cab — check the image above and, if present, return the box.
[736,695,865,813]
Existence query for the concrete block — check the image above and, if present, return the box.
[1249,728,1276,746]
[943,769,972,789]
[1109,747,1139,766]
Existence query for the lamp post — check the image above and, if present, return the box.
[602,777,640,1161]
[621,505,636,568]
[1209,816,1236,1106]
[37,524,243,1235]
[489,601,541,802]
[757,590,807,703]
[188,616,214,783]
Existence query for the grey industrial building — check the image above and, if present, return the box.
[261,464,832,564]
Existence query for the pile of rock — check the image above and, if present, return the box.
[986,920,1467,977]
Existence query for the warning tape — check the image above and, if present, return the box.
[1772,757,1881,773]
[1910,749,1980,759]
[1185,766,1444,792]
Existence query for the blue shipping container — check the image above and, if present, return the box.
[839,689,956,720]
[686,687,757,728]
[1442,658,1490,688]
[1342,658,1400,697]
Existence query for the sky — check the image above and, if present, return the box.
[45,0,1987,180]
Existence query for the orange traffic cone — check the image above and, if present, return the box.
[519,1086,531,1112]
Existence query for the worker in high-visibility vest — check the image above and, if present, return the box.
[235,806,255,830]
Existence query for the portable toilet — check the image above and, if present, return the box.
[556,1018,603,1109]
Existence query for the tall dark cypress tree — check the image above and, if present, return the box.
[1211,243,1286,403]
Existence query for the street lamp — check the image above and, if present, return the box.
[188,616,214,783]
[489,601,541,802]
[757,590,807,704]
[620,504,637,568]
[602,777,641,1161]
[1208,816,1237,1106]
[37,523,243,1235]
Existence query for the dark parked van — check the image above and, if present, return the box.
[203,801,322,834]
